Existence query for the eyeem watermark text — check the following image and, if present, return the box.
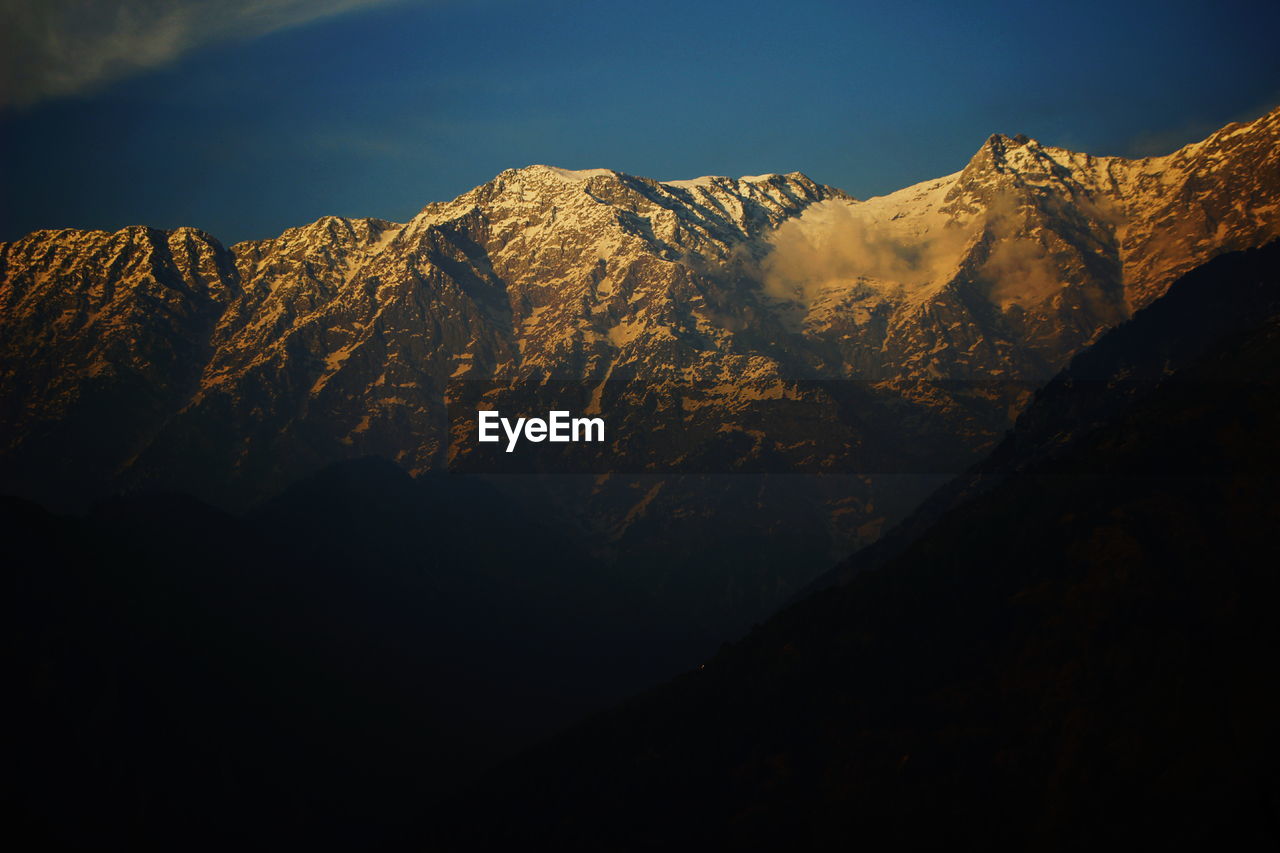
[477,410,605,452]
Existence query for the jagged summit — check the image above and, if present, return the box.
[663,171,804,186]
[494,163,816,189]
[525,165,618,182]
[984,131,1035,148]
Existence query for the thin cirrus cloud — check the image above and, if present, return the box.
[0,0,399,108]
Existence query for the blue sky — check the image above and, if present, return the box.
[2,0,1278,245]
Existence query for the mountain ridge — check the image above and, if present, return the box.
[3,106,1277,627]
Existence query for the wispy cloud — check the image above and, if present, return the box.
[762,200,975,304]
[0,0,399,108]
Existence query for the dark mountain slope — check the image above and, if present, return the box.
[452,246,1280,851]
[811,239,1280,591]
[6,461,706,851]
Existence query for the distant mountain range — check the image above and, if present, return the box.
[3,106,1278,628]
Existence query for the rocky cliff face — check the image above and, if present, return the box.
[2,107,1277,619]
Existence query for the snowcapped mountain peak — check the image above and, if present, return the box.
[527,165,619,182]
[661,172,824,196]
[961,131,1054,179]
[984,131,1036,150]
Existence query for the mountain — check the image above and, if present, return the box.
[448,241,1280,851]
[7,106,1280,850]
[2,106,1278,629]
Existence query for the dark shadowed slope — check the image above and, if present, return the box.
[449,243,1280,851]
[809,239,1280,591]
[6,460,709,851]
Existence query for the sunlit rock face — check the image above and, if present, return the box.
[2,108,1277,624]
